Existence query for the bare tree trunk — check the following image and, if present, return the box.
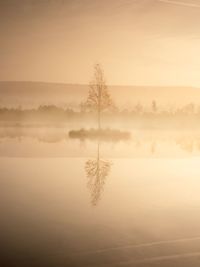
[98,109,101,130]
[98,85,101,131]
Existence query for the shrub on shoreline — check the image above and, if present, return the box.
[68,128,131,141]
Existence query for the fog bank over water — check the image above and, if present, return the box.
[2,1,200,266]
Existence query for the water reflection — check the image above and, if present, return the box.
[85,140,112,206]
[2,127,200,158]
[3,128,200,266]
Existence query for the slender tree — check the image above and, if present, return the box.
[85,64,114,130]
[152,100,157,113]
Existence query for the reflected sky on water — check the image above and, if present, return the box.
[1,127,200,266]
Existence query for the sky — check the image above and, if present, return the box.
[1,0,200,86]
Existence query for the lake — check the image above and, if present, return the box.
[1,127,200,267]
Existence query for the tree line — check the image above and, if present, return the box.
[0,64,200,123]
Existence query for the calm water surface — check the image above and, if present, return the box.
[1,127,200,267]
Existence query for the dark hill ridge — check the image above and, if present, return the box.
[1,81,200,108]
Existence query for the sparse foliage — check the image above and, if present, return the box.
[85,64,114,129]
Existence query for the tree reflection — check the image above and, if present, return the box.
[85,141,112,206]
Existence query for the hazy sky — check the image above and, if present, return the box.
[1,0,200,86]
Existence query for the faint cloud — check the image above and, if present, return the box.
[158,0,200,8]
